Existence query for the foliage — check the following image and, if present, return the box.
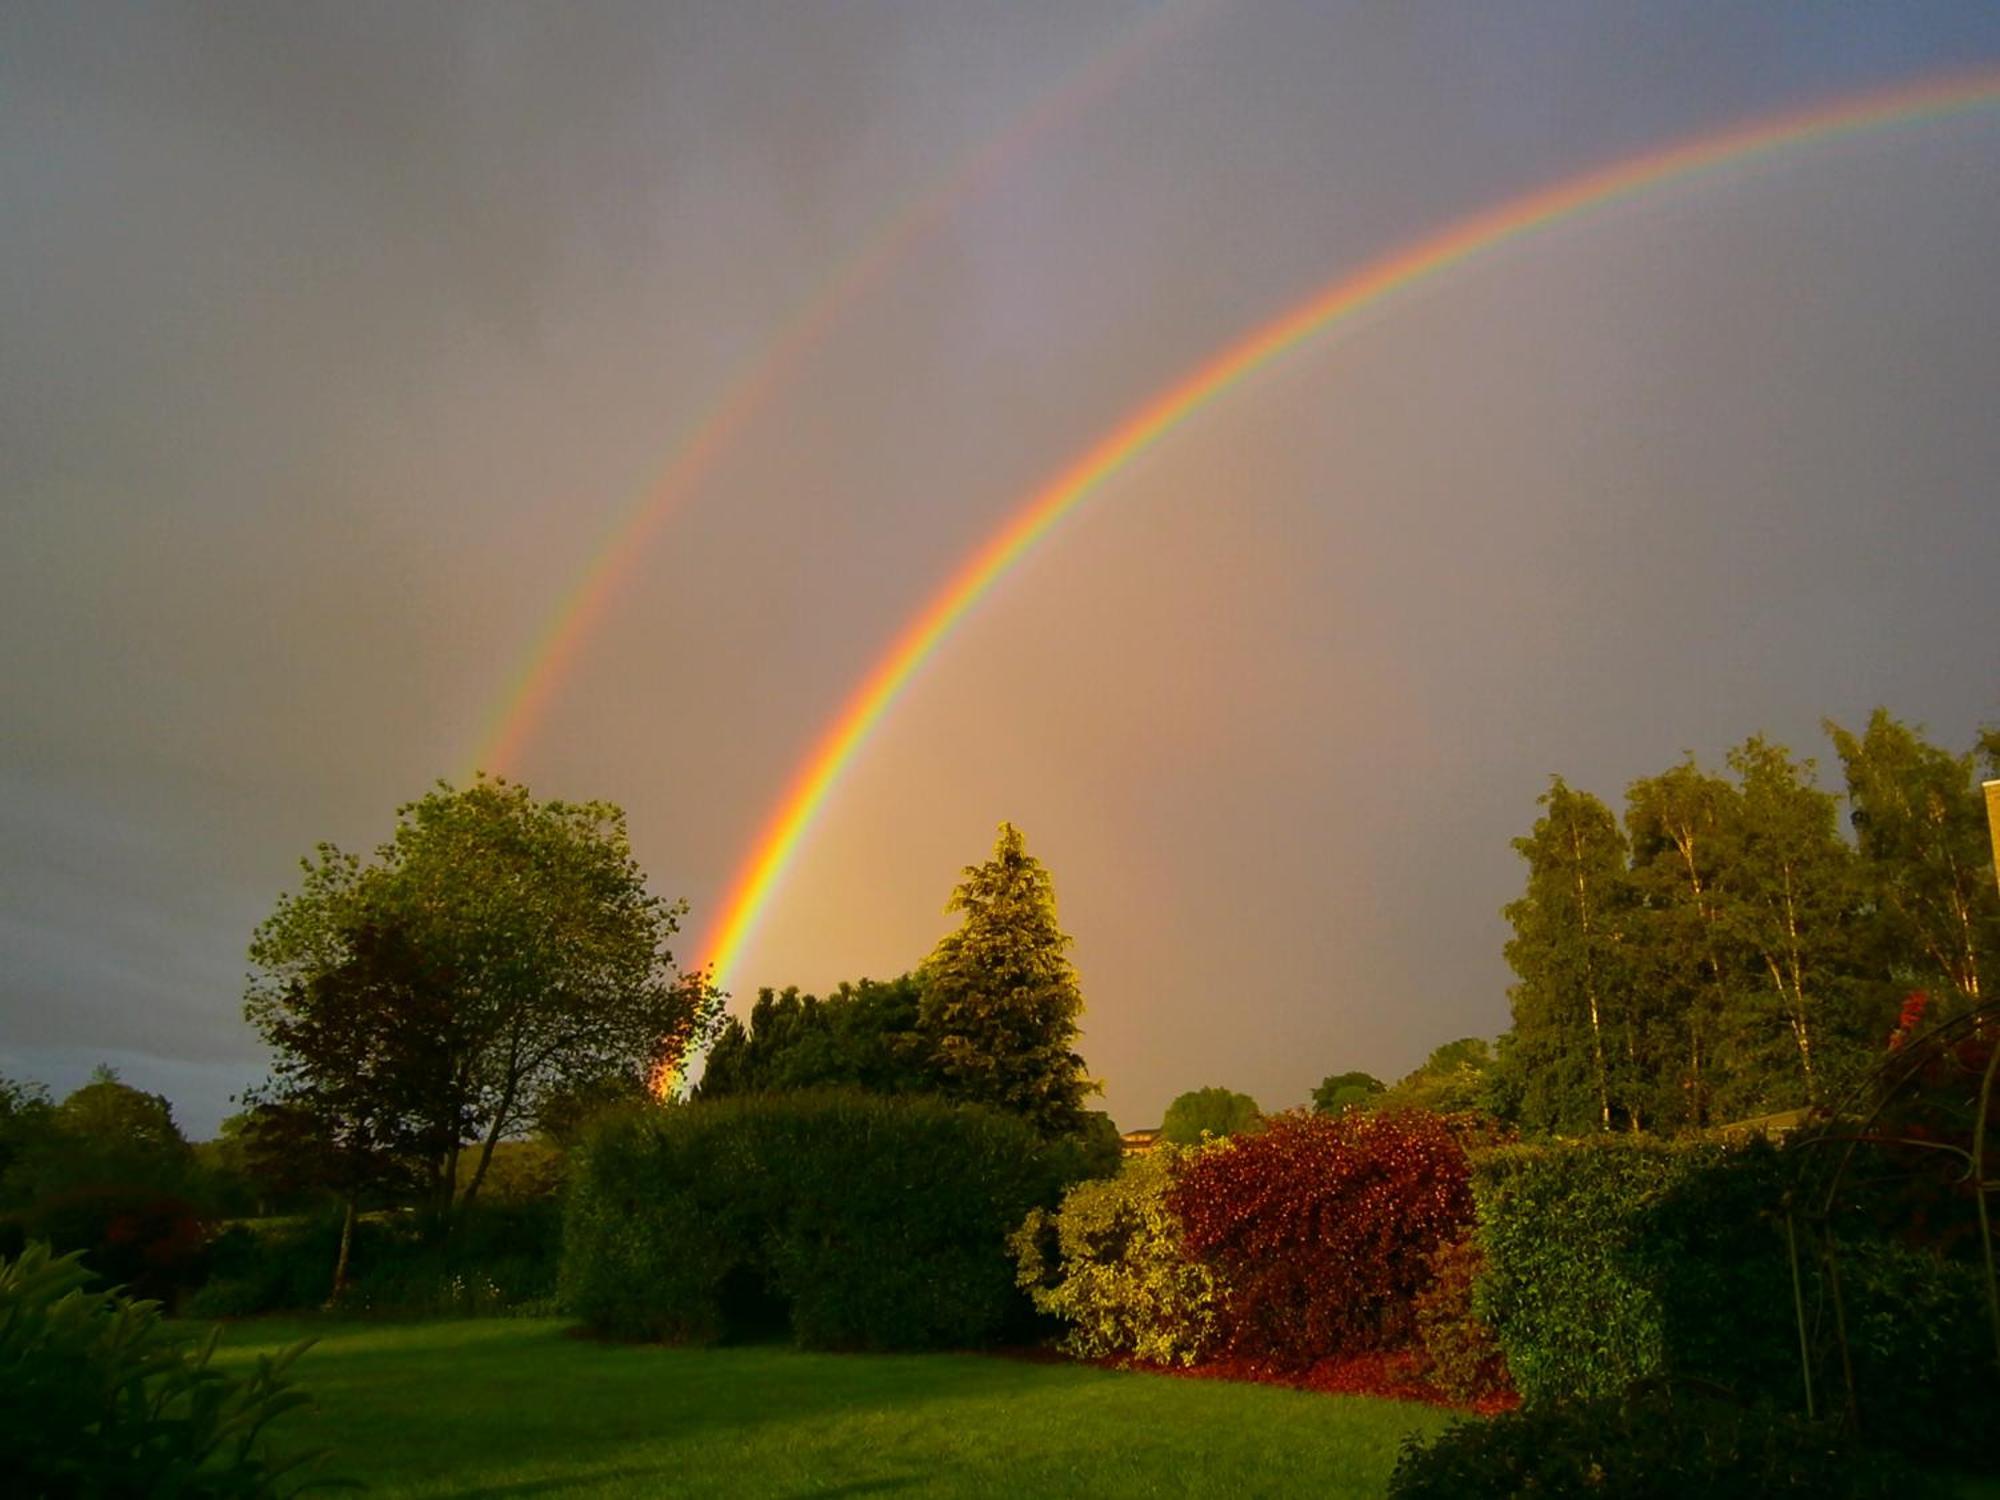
[22,1184,212,1306]
[917,823,1098,1136]
[696,975,933,1100]
[246,778,721,1223]
[0,1242,326,1497]
[1503,778,1638,1133]
[1168,1110,1474,1364]
[1411,1231,1510,1404]
[1159,1087,1261,1144]
[1471,1136,1797,1406]
[1311,1071,1384,1114]
[562,1090,1085,1350]
[1715,737,1878,1111]
[7,1065,196,1207]
[1378,1040,1498,1116]
[1386,1389,1924,1500]
[1623,758,1738,1130]
[185,1202,563,1320]
[1819,1237,1992,1464]
[1501,715,1989,1136]
[1828,709,1999,1017]
[1010,1146,1226,1366]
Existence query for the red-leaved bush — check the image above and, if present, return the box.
[1167,1110,1473,1365]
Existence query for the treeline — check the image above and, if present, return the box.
[1492,709,1999,1135]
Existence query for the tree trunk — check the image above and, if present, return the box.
[1569,819,1613,1132]
[328,1194,356,1308]
[459,1084,517,1214]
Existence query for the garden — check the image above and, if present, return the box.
[4,712,1998,1496]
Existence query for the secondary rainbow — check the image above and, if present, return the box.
[471,0,1217,779]
[692,68,2000,1019]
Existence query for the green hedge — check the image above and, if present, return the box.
[1387,1388,1924,1500]
[1472,1136,1795,1405]
[561,1090,1091,1350]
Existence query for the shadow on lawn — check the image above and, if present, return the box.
[455,1467,926,1498]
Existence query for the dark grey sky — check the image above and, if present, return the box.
[4,2,1998,1135]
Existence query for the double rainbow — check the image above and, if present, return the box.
[472,1,1216,779]
[692,68,2000,1018]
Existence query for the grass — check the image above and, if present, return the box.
[212,1318,1453,1498]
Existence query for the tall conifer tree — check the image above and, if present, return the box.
[919,822,1097,1135]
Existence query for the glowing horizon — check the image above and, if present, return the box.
[470,0,1217,781]
[689,67,2000,1047]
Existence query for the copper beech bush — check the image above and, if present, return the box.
[1167,1110,1474,1365]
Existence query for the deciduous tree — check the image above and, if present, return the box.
[1503,779,1636,1133]
[1160,1087,1261,1144]
[246,779,719,1233]
[1827,710,1999,1018]
[1310,1071,1385,1115]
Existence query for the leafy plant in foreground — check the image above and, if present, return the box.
[0,1242,328,1497]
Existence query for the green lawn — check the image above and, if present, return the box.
[212,1318,1452,1498]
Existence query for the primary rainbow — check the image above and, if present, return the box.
[471,0,1216,780]
[692,68,2000,1019]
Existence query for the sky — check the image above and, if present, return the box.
[3,2,1998,1138]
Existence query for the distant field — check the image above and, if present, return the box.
[213,1318,1452,1498]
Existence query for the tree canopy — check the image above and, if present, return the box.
[245,778,720,1219]
[1160,1087,1261,1144]
[696,976,930,1100]
[1311,1072,1386,1115]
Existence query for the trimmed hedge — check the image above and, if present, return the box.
[562,1090,1091,1350]
[1472,1136,1795,1405]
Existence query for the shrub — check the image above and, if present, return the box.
[1167,1110,1473,1364]
[25,1184,212,1306]
[188,1202,564,1318]
[1825,1237,1990,1465]
[0,1242,326,1497]
[1472,1136,1795,1406]
[562,1090,1083,1350]
[1412,1231,1510,1404]
[1010,1145,1226,1366]
[1386,1388,1926,1500]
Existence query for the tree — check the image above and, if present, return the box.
[1503,778,1637,1133]
[9,1067,194,1202]
[1378,1038,1497,1115]
[1311,1071,1385,1115]
[696,976,931,1101]
[918,822,1097,1135]
[1160,1087,1261,1144]
[1827,710,1999,1018]
[1710,737,1875,1110]
[0,1076,55,1208]
[1624,758,1740,1130]
[246,778,720,1232]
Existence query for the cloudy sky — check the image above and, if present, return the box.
[4,2,1998,1136]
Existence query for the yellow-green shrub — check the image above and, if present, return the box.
[1010,1146,1225,1366]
